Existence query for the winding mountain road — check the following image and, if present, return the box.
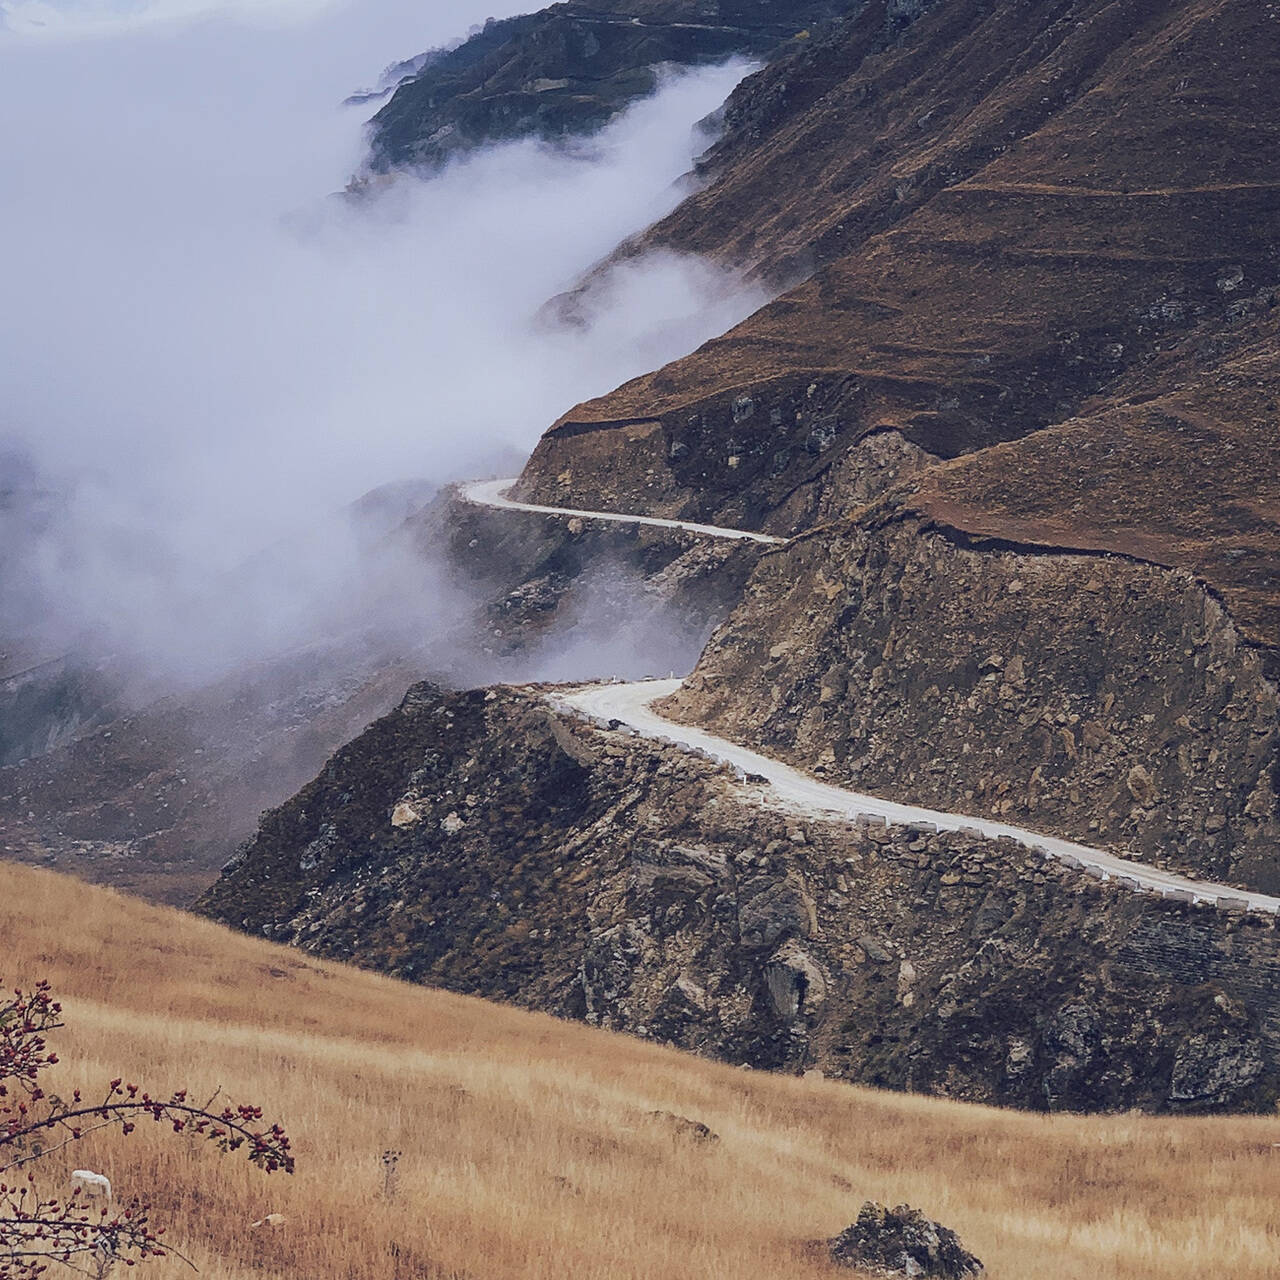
[461,477,1280,915]
[459,479,786,545]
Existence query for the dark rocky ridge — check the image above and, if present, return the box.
[362,0,857,175]
[198,683,1280,1116]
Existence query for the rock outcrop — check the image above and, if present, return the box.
[428,483,764,673]
[829,1202,983,1278]
[197,683,1280,1115]
[665,509,1280,893]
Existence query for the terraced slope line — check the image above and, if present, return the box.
[559,680,1280,915]
[460,478,786,544]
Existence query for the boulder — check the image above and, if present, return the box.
[1126,764,1157,805]
[830,1202,983,1277]
[737,877,815,950]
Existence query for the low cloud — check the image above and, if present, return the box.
[0,0,766,681]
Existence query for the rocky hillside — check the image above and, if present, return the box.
[0,653,118,769]
[506,0,1280,894]
[199,682,1280,1115]
[664,508,1280,893]
[361,0,855,174]
[19,0,1280,1127]
[0,641,424,905]
[0,487,757,905]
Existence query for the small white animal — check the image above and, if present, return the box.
[250,1213,286,1229]
[379,1149,402,1200]
[70,1170,112,1203]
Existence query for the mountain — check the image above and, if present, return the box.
[360,0,857,174]
[190,0,1280,1122]
[511,0,1280,890]
[521,0,1280,550]
[6,860,1279,1279]
[17,0,1280,1131]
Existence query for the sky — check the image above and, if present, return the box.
[0,0,764,676]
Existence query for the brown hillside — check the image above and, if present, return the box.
[519,0,1280,643]
[910,312,1280,647]
[4,861,1280,1279]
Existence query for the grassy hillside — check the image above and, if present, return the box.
[3,862,1277,1279]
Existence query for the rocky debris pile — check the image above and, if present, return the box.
[829,1202,983,1277]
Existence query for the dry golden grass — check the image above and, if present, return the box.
[2,861,1277,1279]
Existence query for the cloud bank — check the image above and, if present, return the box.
[0,0,765,679]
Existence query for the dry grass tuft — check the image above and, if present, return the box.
[2,862,1276,1278]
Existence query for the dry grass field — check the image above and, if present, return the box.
[2,861,1276,1280]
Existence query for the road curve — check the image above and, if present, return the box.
[459,478,787,545]
[460,475,1278,914]
[557,679,1280,916]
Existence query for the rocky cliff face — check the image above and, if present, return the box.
[666,508,1280,894]
[429,485,763,674]
[362,0,854,175]
[198,683,1280,1115]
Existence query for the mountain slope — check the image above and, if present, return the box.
[199,681,1280,1114]
[362,0,855,174]
[495,0,1280,896]
[6,860,1280,1280]
[516,0,1280,651]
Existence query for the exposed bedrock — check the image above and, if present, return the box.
[514,401,936,538]
[664,510,1280,893]
[197,683,1280,1115]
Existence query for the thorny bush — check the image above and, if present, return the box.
[1,982,292,1277]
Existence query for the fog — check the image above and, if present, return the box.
[0,0,765,681]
